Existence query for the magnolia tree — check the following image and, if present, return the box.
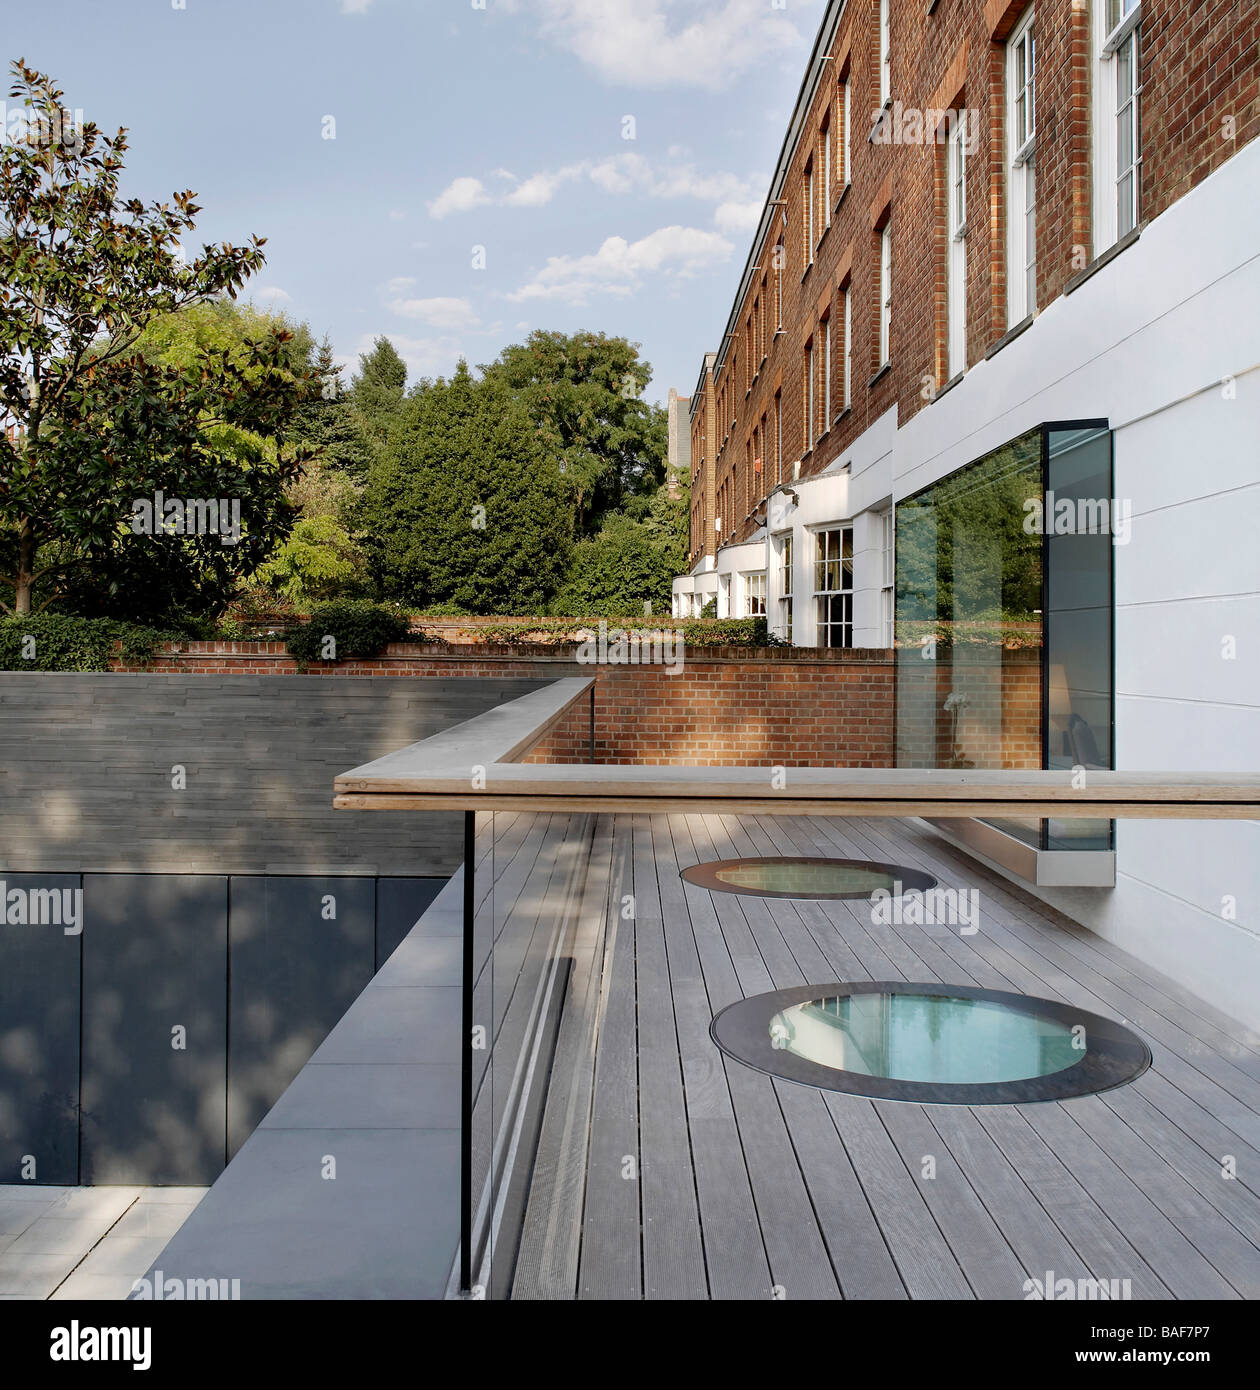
[0,60,314,617]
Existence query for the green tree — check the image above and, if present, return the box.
[300,336,373,477]
[482,330,667,536]
[550,512,679,617]
[360,362,570,612]
[0,60,312,617]
[352,335,407,436]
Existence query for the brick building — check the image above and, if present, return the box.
[675,0,1260,1027]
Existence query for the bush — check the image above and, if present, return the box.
[459,615,779,648]
[284,599,415,663]
[0,614,175,671]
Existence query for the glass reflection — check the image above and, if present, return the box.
[770,992,1081,1084]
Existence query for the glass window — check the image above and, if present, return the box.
[893,424,1114,852]
[1007,13,1037,324]
[805,340,815,450]
[745,572,767,617]
[880,509,895,647]
[779,534,794,642]
[879,0,891,107]
[823,316,832,425]
[879,226,892,367]
[814,527,854,648]
[822,120,832,228]
[946,118,967,378]
[842,286,852,409]
[1116,26,1141,238]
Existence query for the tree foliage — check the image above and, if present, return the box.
[0,60,314,619]
[481,330,667,536]
[360,363,571,613]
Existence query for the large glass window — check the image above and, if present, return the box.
[879,226,892,367]
[815,527,854,648]
[894,424,1114,851]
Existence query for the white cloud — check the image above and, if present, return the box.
[713,199,762,234]
[427,176,492,219]
[386,276,417,294]
[534,0,815,91]
[254,286,291,303]
[508,224,733,305]
[389,296,481,332]
[339,0,373,12]
[502,163,586,208]
[436,152,764,219]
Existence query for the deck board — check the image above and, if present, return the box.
[511,811,1260,1300]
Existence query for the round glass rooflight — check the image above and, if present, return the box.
[681,856,938,900]
[710,982,1151,1104]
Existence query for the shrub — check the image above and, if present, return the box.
[284,599,415,663]
[0,614,175,671]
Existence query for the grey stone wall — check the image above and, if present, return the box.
[0,673,546,875]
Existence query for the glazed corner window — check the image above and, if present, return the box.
[946,115,967,380]
[878,0,891,107]
[880,508,894,648]
[814,526,854,648]
[1007,9,1037,325]
[878,224,892,367]
[745,571,767,617]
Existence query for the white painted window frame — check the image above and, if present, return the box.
[1093,0,1142,255]
[946,118,968,378]
[879,225,892,368]
[1007,7,1037,324]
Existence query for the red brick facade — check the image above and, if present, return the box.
[687,0,1259,561]
[111,642,896,768]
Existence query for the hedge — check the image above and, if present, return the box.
[284,600,420,663]
[0,614,177,671]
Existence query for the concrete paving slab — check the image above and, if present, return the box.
[109,1202,203,1239]
[138,1187,210,1204]
[0,1250,79,1298]
[74,1235,171,1277]
[145,1128,460,1299]
[308,984,460,1065]
[259,1063,460,1131]
[50,1272,139,1301]
[6,1215,119,1255]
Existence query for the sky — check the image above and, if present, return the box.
[5,0,827,406]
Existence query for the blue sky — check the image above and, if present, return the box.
[8,0,826,406]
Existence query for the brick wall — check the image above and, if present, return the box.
[111,641,896,767]
[699,0,1259,548]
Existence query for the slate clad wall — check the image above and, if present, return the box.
[0,673,546,875]
[1,873,444,1185]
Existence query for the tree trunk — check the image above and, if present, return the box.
[14,519,35,615]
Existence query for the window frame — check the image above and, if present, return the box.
[946,116,968,379]
[1007,8,1037,325]
[878,224,892,368]
[813,525,855,649]
[878,0,891,108]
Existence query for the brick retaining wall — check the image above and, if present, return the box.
[112,641,896,767]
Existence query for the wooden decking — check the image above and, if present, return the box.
[508,812,1260,1300]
